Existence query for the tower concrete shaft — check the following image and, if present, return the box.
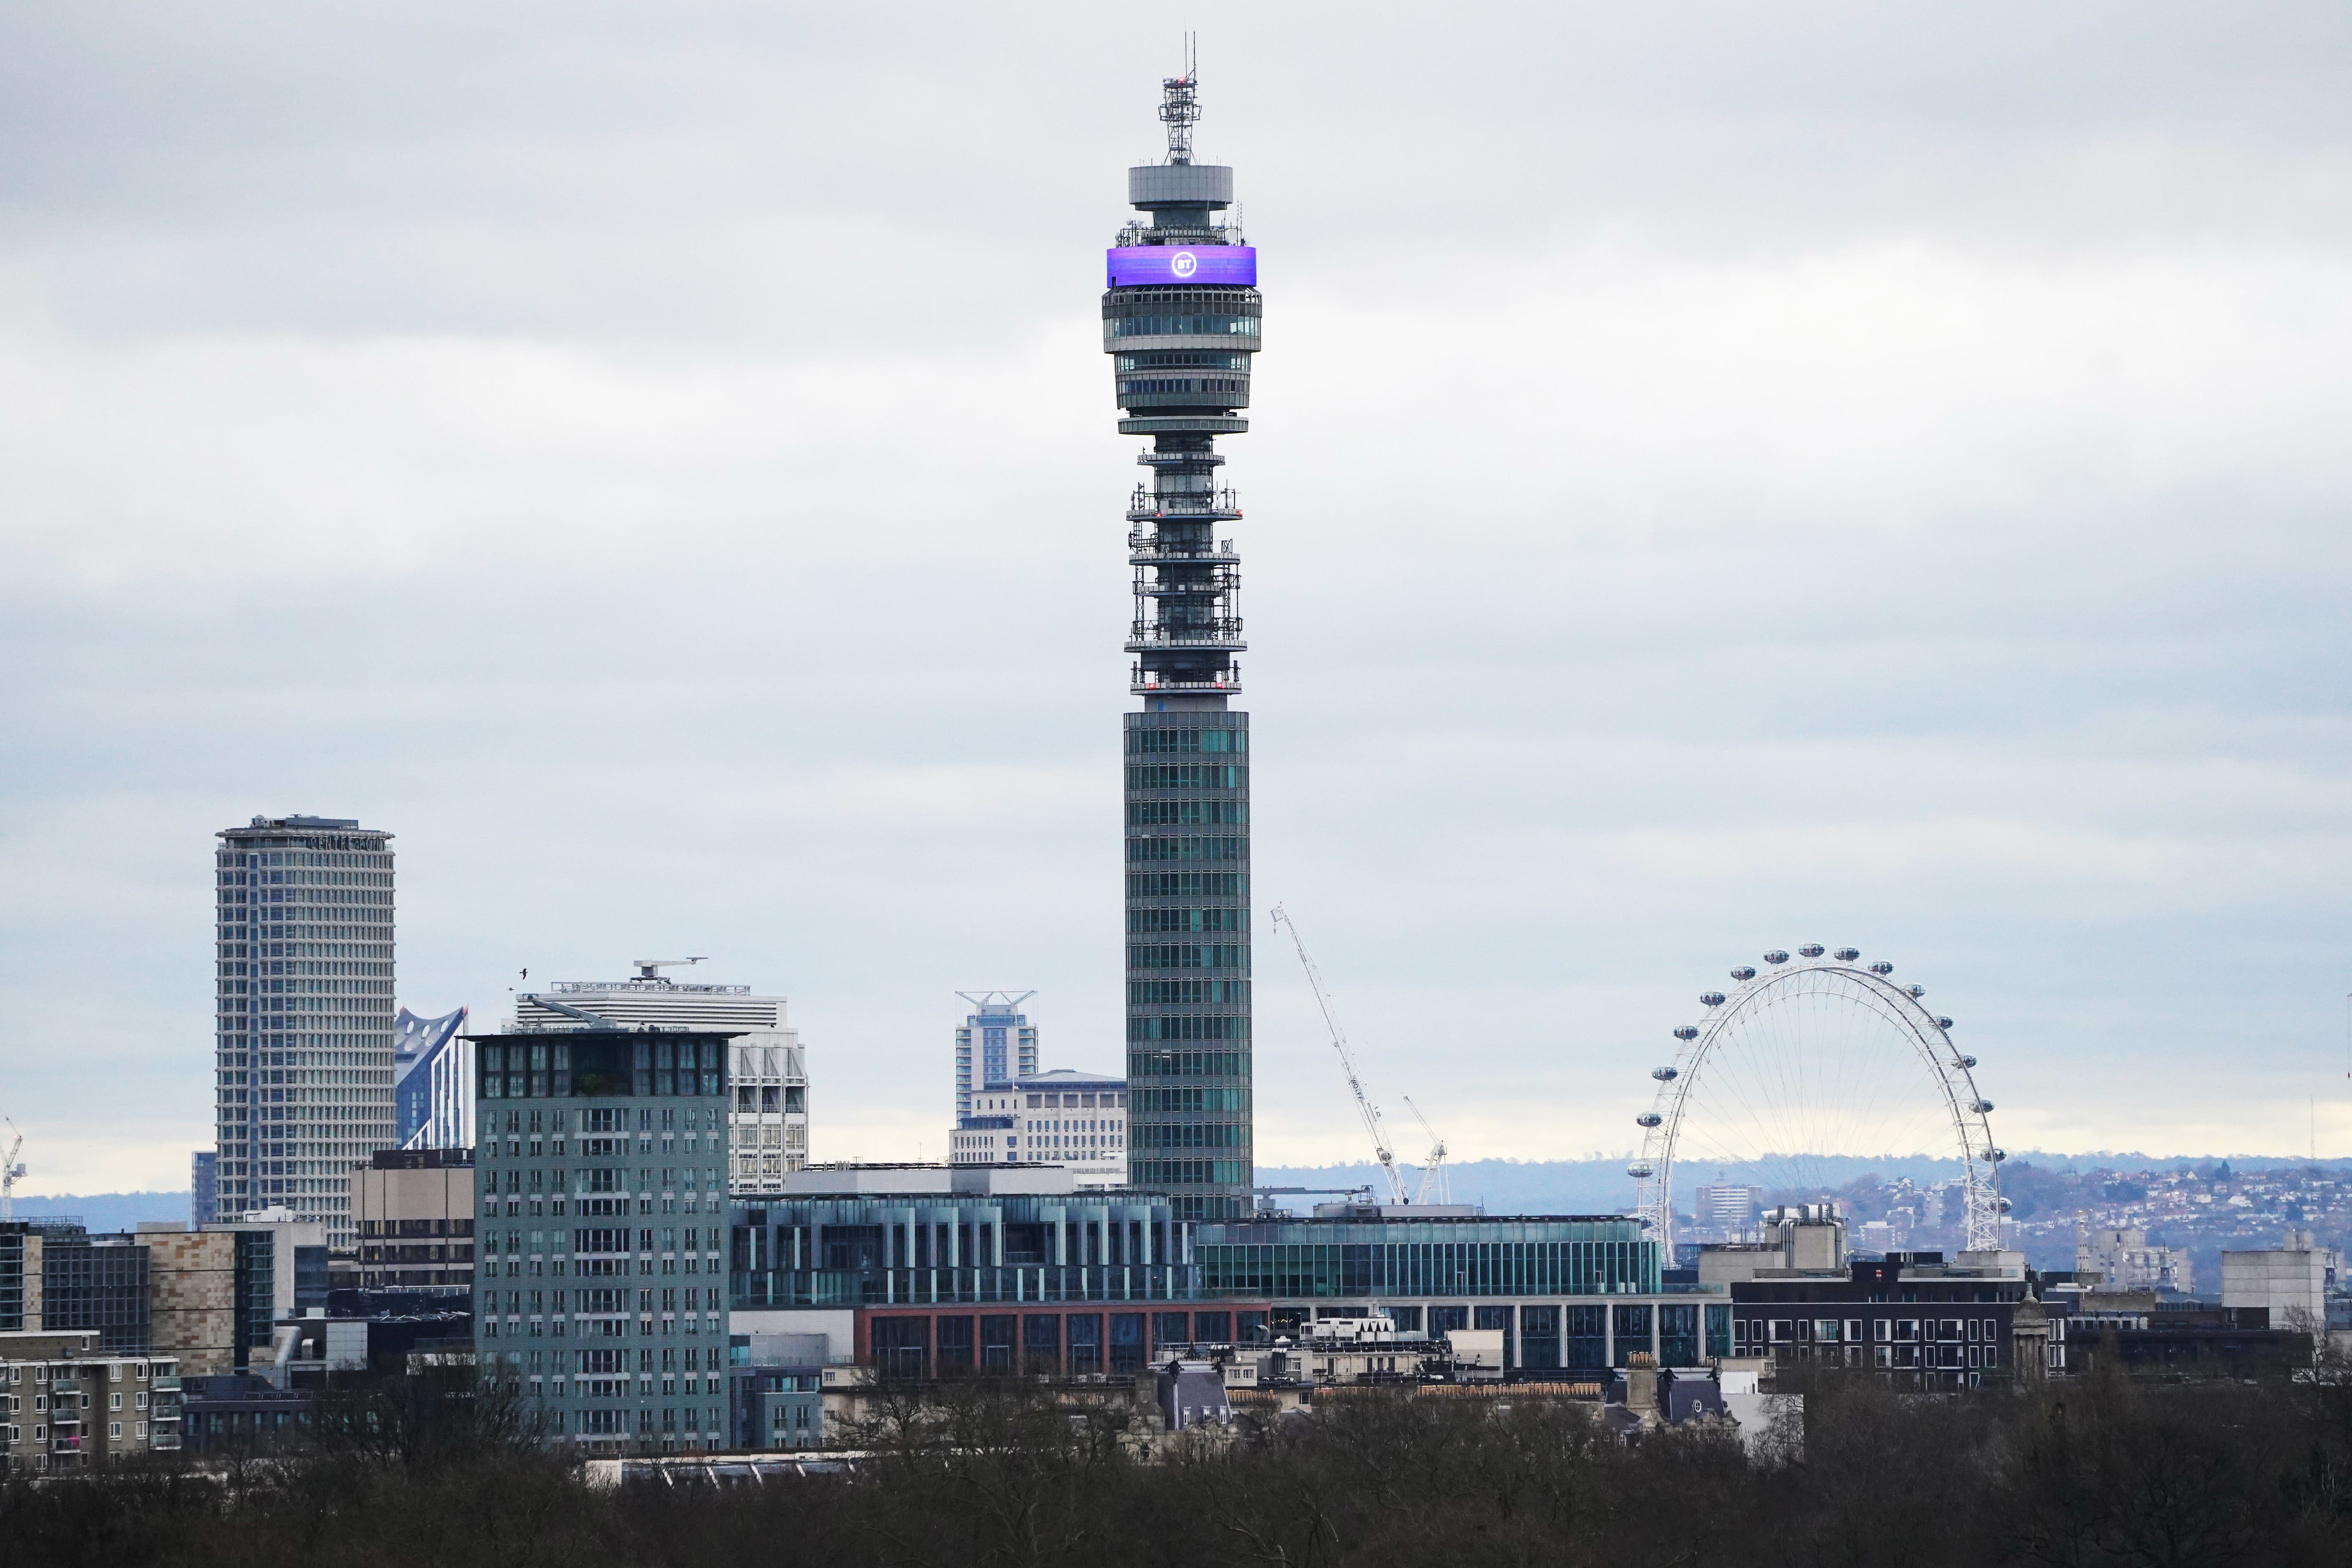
[1105,69,1259,1219]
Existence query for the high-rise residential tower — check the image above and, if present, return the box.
[211,814,399,1245]
[952,991,1038,1120]
[1109,66,1259,1219]
[470,1024,733,1451]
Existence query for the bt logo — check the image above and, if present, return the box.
[1170,251,1199,278]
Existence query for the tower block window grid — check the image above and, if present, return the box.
[1109,65,1259,1221]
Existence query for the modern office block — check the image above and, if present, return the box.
[0,1223,151,1355]
[511,963,807,1194]
[394,1005,473,1150]
[950,1069,1127,1187]
[350,1148,476,1293]
[952,991,1039,1121]
[470,1027,735,1452]
[1109,69,1259,1219]
[196,1210,330,1371]
[211,814,398,1245]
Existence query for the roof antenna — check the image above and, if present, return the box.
[1160,34,1200,166]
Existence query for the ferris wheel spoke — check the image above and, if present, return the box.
[1642,957,1998,1252]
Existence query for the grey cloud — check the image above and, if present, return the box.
[3,0,2350,1189]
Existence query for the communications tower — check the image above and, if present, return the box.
[1108,60,1261,1219]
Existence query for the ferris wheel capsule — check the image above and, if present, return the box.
[1996,1197,2013,1212]
[1628,1162,1655,1179]
[1908,985,1927,998]
[1869,961,1894,975]
[1672,1025,1699,1040]
[1983,1147,2006,1161]
[1636,1113,1662,1128]
[1652,1066,1679,1082]
[1699,991,1726,1007]
[1730,966,1756,981]
[1834,947,1860,961]
[1798,944,1825,958]
[1764,950,1789,965]
[1970,1100,1995,1115]
[1954,1054,1977,1069]
[1938,1017,1956,1030]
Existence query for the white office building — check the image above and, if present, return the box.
[950,1068,1126,1189]
[509,960,810,1193]
[2077,1226,2194,1294]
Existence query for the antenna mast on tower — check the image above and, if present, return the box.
[1159,36,1200,164]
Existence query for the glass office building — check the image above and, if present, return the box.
[1194,1214,1663,1301]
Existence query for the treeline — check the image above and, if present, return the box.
[10,1362,2352,1566]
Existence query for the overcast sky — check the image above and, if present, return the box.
[4,2,2350,1195]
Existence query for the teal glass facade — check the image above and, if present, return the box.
[470,1028,733,1454]
[730,1193,1196,1309]
[1195,1216,1662,1300]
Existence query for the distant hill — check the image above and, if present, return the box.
[13,1192,193,1233]
[1257,1154,2352,1218]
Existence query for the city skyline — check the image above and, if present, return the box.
[6,5,2352,1191]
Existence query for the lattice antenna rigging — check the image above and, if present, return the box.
[1160,35,1200,164]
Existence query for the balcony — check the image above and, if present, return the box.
[150,1435,182,1451]
[1114,221,1243,249]
[151,1377,181,1392]
[1130,532,1239,563]
[1131,667,1242,695]
[1126,630,1246,654]
[1127,495,1241,525]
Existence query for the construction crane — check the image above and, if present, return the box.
[1270,905,1409,1205]
[0,1121,22,1223]
[1402,1096,1450,1206]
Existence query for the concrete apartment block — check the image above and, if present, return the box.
[2222,1229,2339,1329]
[0,1330,183,1473]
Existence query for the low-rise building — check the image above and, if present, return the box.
[732,1171,1717,1385]
[2221,1228,2339,1330]
[728,1330,827,1449]
[178,1373,312,1453]
[0,1330,181,1473]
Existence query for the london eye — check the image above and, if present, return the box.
[1628,946,2004,1255]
